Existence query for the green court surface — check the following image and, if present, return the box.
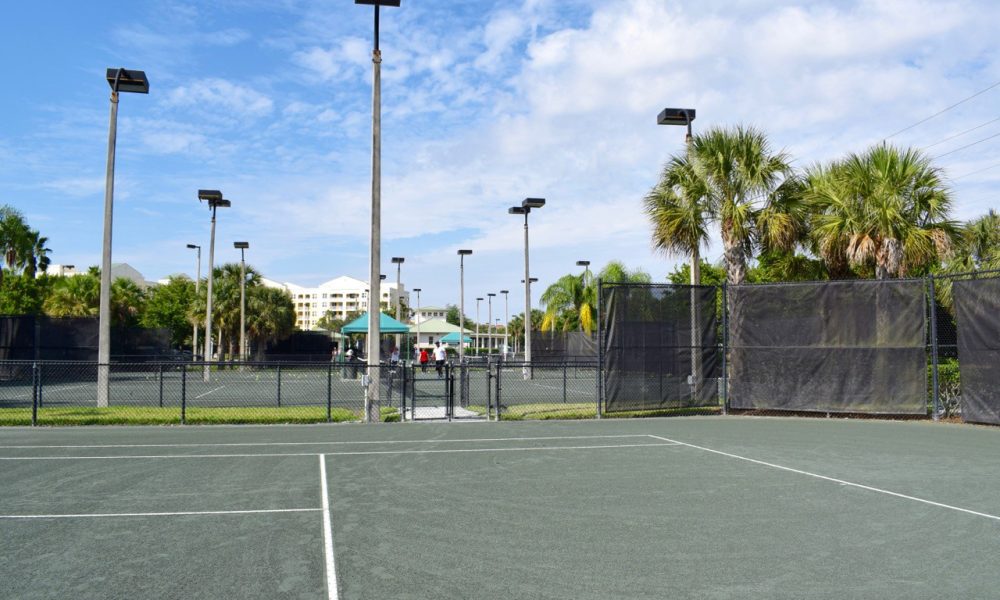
[2,417,999,599]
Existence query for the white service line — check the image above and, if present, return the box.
[647,434,1000,523]
[0,442,680,460]
[319,455,339,600]
[0,434,651,450]
[0,507,321,520]
[194,385,226,399]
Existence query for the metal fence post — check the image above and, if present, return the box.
[495,363,502,422]
[158,363,164,408]
[31,361,38,426]
[596,277,603,419]
[563,362,568,404]
[276,364,282,407]
[721,283,729,416]
[928,276,941,420]
[327,362,333,423]
[181,366,187,424]
[36,361,43,409]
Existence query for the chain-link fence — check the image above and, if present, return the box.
[3,272,999,426]
[930,270,1000,424]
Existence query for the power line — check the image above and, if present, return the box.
[884,79,1000,141]
[923,117,1000,149]
[953,161,1000,181]
[933,131,1000,159]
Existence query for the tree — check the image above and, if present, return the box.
[316,310,362,333]
[111,278,147,329]
[690,125,794,285]
[445,304,472,327]
[142,276,196,347]
[539,274,596,333]
[43,271,100,317]
[668,261,726,287]
[0,273,49,315]
[598,261,650,284]
[810,144,955,279]
[0,206,32,285]
[644,153,711,285]
[246,286,296,359]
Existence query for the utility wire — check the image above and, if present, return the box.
[953,161,1000,181]
[933,131,1000,159]
[923,117,1000,149]
[884,79,1000,141]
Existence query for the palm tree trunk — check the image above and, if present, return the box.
[722,227,747,285]
[875,238,903,279]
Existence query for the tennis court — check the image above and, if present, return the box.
[2,417,999,599]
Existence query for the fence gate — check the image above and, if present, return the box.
[404,364,456,421]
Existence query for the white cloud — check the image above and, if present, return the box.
[165,79,274,119]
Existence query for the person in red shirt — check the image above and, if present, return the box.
[418,347,430,373]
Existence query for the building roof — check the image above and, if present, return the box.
[411,318,472,335]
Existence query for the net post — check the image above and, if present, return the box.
[180,365,187,424]
[327,362,333,423]
[31,361,38,426]
[927,276,941,421]
[721,283,729,416]
[596,277,603,419]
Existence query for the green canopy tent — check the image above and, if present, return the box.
[341,312,410,334]
[340,312,411,360]
[439,332,472,344]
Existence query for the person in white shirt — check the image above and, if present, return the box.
[433,342,447,378]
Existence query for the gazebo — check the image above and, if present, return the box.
[341,312,411,359]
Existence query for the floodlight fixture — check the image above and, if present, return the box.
[413,288,421,293]
[234,241,249,249]
[521,278,538,283]
[576,260,591,267]
[106,68,149,94]
[355,0,400,6]
[186,244,198,249]
[391,256,404,264]
[500,289,509,294]
[487,292,496,297]
[197,189,222,202]
[380,274,387,280]
[522,197,546,209]
[458,249,473,255]
[657,108,696,126]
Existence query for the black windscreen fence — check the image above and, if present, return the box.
[602,283,720,412]
[728,280,927,414]
[0,316,169,362]
[952,278,1000,425]
[530,331,597,362]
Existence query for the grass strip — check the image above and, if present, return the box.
[0,406,401,426]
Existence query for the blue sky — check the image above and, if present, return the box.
[2,0,998,313]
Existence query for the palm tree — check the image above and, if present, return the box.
[0,206,32,285]
[43,272,100,317]
[247,286,296,359]
[812,144,954,279]
[24,231,51,277]
[644,154,711,286]
[539,274,596,333]
[598,261,651,284]
[690,125,794,285]
[111,278,147,328]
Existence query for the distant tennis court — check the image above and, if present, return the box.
[2,417,999,599]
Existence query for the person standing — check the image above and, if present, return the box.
[433,342,447,378]
[419,347,430,373]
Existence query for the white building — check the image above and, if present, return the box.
[412,306,448,323]
[262,275,409,331]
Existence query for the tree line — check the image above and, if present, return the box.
[1,205,296,357]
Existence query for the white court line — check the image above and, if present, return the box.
[0,443,679,460]
[319,455,339,600]
[3,383,94,401]
[0,507,321,520]
[0,434,650,450]
[647,434,1000,523]
[194,385,226,399]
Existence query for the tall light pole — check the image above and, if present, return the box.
[356,0,401,423]
[186,244,201,360]
[199,190,230,382]
[413,287,421,357]
[391,256,404,353]
[520,278,538,357]
[658,107,701,398]
[97,68,148,408]
[458,250,472,362]
[509,198,545,376]
[487,293,496,355]
[234,242,249,362]
[475,297,483,352]
[500,289,509,358]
